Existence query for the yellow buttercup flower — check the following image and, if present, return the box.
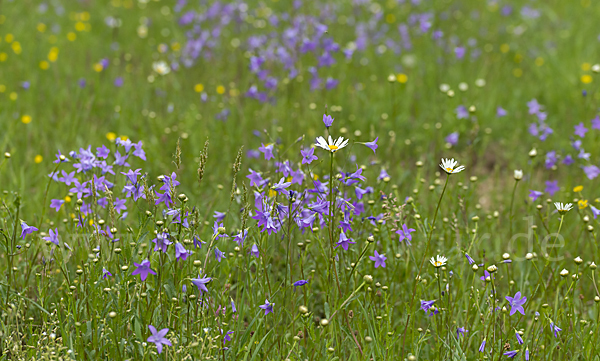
[11,42,22,54]
[573,185,583,192]
[194,84,204,93]
[216,85,226,94]
[40,61,50,70]
[34,155,43,164]
[578,199,588,209]
[22,115,32,124]
[268,189,277,198]
[396,73,408,83]
[64,196,72,203]
[67,32,77,41]
[581,75,592,84]
[106,132,117,141]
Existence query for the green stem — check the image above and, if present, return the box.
[509,180,519,237]
[401,173,450,359]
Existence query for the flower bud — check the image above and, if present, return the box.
[514,170,523,181]
[502,253,510,260]
[367,235,375,243]
[526,253,533,260]
[560,269,569,277]
[487,265,497,273]
[574,257,583,265]
[472,264,479,272]
[529,148,537,158]
[590,262,597,270]
[320,319,329,327]
[4,152,10,158]
[363,275,373,284]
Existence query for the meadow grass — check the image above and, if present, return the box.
[1,0,600,360]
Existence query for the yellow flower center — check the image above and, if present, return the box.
[446,167,453,172]
[434,261,442,267]
[328,145,338,151]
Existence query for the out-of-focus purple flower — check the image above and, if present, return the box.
[445,132,459,145]
[50,199,64,212]
[323,114,334,128]
[325,77,339,90]
[102,267,112,279]
[215,247,225,262]
[271,177,292,192]
[456,327,468,338]
[369,250,387,268]
[213,211,226,222]
[250,244,259,258]
[592,116,600,130]
[258,143,274,160]
[563,155,574,165]
[591,205,600,219]
[584,165,600,180]
[78,78,86,88]
[574,122,588,137]
[43,228,59,245]
[421,300,435,313]
[131,259,156,281]
[527,99,541,114]
[545,180,559,196]
[364,137,378,153]
[223,330,234,344]
[114,77,124,87]
[497,107,507,117]
[529,190,543,201]
[378,169,390,181]
[21,222,38,239]
[549,322,562,338]
[545,151,557,169]
[454,47,466,59]
[504,350,519,358]
[456,105,469,119]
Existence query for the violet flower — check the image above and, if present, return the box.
[505,291,527,316]
[147,325,171,354]
[131,260,156,281]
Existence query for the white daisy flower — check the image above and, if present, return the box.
[152,61,171,75]
[554,202,573,214]
[429,255,448,268]
[315,135,349,153]
[439,158,465,174]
